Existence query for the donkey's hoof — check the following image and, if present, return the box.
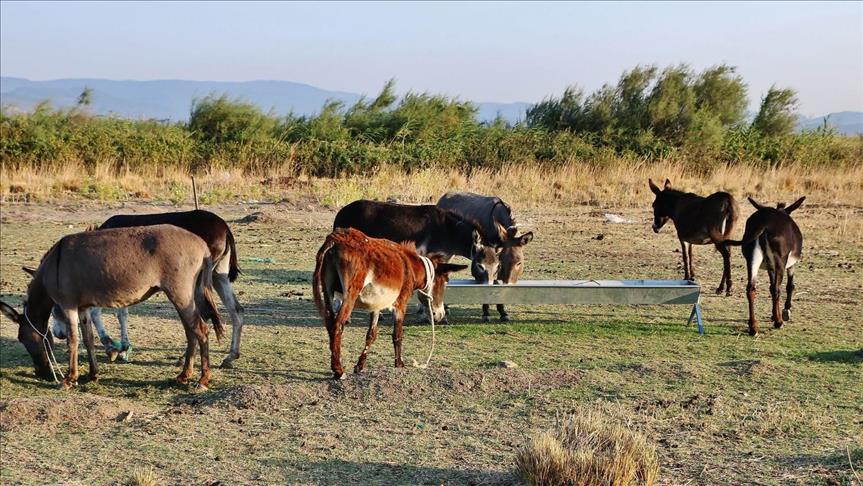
[353,365,364,374]
[782,309,792,321]
[748,328,758,337]
[86,373,99,383]
[332,372,346,380]
[773,321,784,329]
[220,357,235,369]
[106,349,120,363]
[499,315,510,322]
[194,381,209,392]
[59,380,78,390]
[481,315,490,323]
[176,374,191,385]
[715,286,725,295]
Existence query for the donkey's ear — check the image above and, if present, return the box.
[0,301,21,323]
[21,266,36,277]
[472,229,484,247]
[748,197,766,210]
[648,179,661,195]
[494,221,509,242]
[664,179,672,190]
[517,231,534,246]
[784,196,806,214]
[436,263,469,275]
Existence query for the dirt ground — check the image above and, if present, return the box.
[1,198,861,485]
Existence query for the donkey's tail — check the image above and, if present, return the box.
[709,195,739,242]
[722,213,769,247]
[312,237,337,321]
[196,257,225,342]
[226,226,241,282]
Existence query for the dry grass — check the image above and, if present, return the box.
[3,160,862,209]
[515,410,659,486]
[125,468,160,486]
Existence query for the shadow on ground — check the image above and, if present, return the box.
[267,458,515,486]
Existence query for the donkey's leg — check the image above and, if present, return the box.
[213,273,245,368]
[744,243,761,336]
[89,308,119,361]
[55,307,80,389]
[392,307,406,369]
[680,240,691,280]
[783,266,796,322]
[330,282,360,380]
[482,304,491,322]
[688,243,696,280]
[116,307,132,362]
[193,316,212,389]
[715,243,732,295]
[176,323,197,385]
[174,300,211,389]
[496,304,509,322]
[79,311,99,382]
[354,311,380,373]
[770,266,785,329]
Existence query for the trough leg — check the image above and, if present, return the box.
[354,311,380,373]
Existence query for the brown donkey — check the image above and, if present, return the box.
[0,225,224,389]
[724,197,805,336]
[313,228,467,379]
[649,179,739,295]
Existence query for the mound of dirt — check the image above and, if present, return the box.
[234,211,276,224]
[191,368,584,411]
[0,395,148,433]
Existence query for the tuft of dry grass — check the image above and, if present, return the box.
[125,468,160,486]
[515,411,659,486]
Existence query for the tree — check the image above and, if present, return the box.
[751,86,799,137]
[77,87,93,107]
[693,65,748,127]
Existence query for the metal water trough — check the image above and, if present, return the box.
[442,279,705,334]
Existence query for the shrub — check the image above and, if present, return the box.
[514,412,659,486]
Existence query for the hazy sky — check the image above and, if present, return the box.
[1,1,861,115]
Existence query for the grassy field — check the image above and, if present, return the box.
[0,192,861,485]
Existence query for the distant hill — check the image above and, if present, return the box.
[2,77,859,132]
[0,76,530,124]
[798,111,863,135]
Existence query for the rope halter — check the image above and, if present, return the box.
[416,255,436,367]
[23,304,63,383]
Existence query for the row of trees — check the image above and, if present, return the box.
[1,64,858,177]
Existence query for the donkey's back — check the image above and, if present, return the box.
[41,224,213,308]
[437,192,514,246]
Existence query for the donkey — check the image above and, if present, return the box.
[0,225,224,389]
[47,210,244,368]
[724,196,805,336]
[313,228,467,379]
[649,179,739,295]
[333,199,497,323]
[437,192,534,322]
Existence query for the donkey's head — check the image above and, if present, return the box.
[419,254,468,323]
[648,178,677,233]
[493,223,533,285]
[470,230,501,285]
[0,299,54,381]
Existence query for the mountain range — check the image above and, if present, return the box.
[1,76,860,133]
